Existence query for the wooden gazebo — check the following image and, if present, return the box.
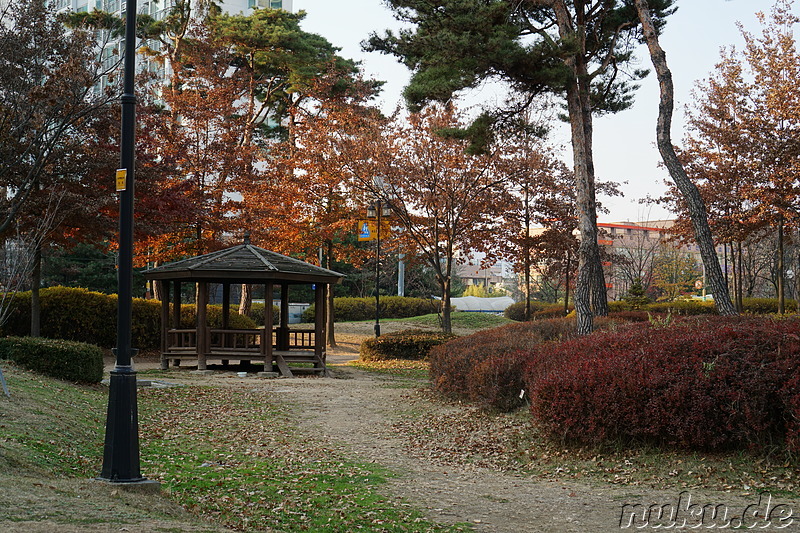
[144,238,344,377]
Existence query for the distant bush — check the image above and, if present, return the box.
[179,304,258,329]
[741,298,797,314]
[531,305,570,320]
[611,298,799,316]
[359,329,456,361]
[0,336,104,383]
[647,299,717,316]
[303,296,440,323]
[527,316,800,451]
[2,287,161,349]
[1,287,262,351]
[248,302,280,326]
[503,301,566,321]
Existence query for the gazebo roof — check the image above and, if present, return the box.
[143,242,345,285]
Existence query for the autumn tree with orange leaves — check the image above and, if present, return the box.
[665,0,800,312]
[350,105,515,334]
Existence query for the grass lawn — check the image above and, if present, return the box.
[0,361,467,532]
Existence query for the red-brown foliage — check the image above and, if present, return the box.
[428,316,614,411]
[527,316,800,451]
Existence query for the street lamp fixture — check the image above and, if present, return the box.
[366,199,390,337]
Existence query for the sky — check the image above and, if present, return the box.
[293,0,780,224]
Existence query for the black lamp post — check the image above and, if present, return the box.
[98,0,150,485]
[366,200,391,337]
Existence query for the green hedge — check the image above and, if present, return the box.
[741,297,797,314]
[0,336,103,383]
[1,286,260,350]
[247,302,280,326]
[178,305,258,329]
[504,301,570,321]
[359,329,456,361]
[3,287,161,349]
[303,296,440,323]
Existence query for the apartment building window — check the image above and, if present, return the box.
[249,0,284,8]
[56,0,70,10]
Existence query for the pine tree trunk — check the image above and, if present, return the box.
[30,243,41,337]
[239,284,252,316]
[634,0,738,316]
[553,0,604,334]
[579,60,608,318]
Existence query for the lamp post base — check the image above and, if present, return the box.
[99,364,146,483]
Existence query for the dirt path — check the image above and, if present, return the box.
[246,331,799,532]
[117,324,800,532]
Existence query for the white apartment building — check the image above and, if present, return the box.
[52,0,293,91]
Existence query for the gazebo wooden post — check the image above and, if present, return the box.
[263,282,274,371]
[279,284,289,350]
[197,281,208,370]
[222,283,230,330]
[314,283,325,372]
[159,280,169,370]
[221,282,230,364]
[172,281,181,366]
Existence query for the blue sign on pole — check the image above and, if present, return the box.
[359,221,372,241]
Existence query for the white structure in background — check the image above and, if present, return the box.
[52,0,293,92]
[449,296,515,314]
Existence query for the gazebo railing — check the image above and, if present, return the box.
[285,329,315,350]
[209,328,263,352]
[166,327,317,354]
[167,329,198,351]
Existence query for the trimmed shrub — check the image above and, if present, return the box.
[359,329,456,361]
[504,301,566,321]
[468,350,530,412]
[429,316,586,411]
[0,336,104,383]
[248,302,280,326]
[429,315,651,412]
[646,300,717,315]
[303,296,440,323]
[2,287,162,349]
[1,287,261,351]
[526,316,800,451]
[531,305,571,319]
[179,304,258,329]
[741,298,797,314]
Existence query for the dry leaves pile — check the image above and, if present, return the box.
[392,388,800,496]
[138,385,464,532]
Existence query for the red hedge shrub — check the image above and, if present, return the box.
[526,316,800,451]
[429,316,627,412]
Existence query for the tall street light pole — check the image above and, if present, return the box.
[98,0,150,485]
[367,200,390,337]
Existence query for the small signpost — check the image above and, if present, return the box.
[0,365,9,397]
